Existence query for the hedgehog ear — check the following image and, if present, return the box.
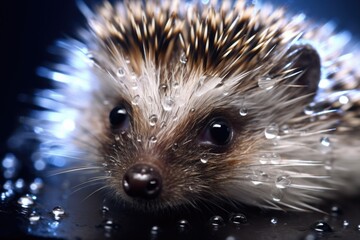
[289,43,321,95]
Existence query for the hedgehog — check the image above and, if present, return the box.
[29,0,360,212]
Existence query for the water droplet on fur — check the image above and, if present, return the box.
[116,67,126,77]
[275,175,291,189]
[200,154,208,164]
[357,224,360,231]
[312,221,332,232]
[177,219,190,232]
[159,83,168,93]
[258,76,275,90]
[210,215,225,227]
[29,212,41,223]
[172,143,179,151]
[149,136,157,144]
[339,95,349,105]
[172,81,180,89]
[190,108,195,113]
[265,123,279,139]
[180,52,188,64]
[343,220,350,228]
[52,206,65,220]
[239,107,248,116]
[270,218,278,224]
[17,195,35,208]
[162,97,175,111]
[149,114,158,127]
[280,124,291,134]
[131,95,141,105]
[230,213,247,225]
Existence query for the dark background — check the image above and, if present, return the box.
[1,0,360,155]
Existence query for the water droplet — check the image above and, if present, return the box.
[159,84,168,93]
[17,195,35,208]
[280,124,291,134]
[343,220,349,228]
[209,215,225,228]
[239,107,248,116]
[271,188,284,202]
[258,76,275,90]
[102,205,110,214]
[15,178,25,191]
[162,97,175,111]
[251,170,268,185]
[104,219,114,230]
[357,224,360,231]
[190,108,195,113]
[29,212,41,223]
[180,52,188,64]
[312,221,332,232]
[149,136,157,144]
[330,205,342,216]
[304,103,316,115]
[172,81,179,89]
[29,178,44,194]
[149,114,158,127]
[116,67,126,77]
[200,154,208,164]
[320,136,331,147]
[131,95,141,105]
[275,175,291,189]
[265,123,279,139]
[270,218,278,224]
[188,186,193,191]
[177,219,190,232]
[52,206,65,220]
[339,95,349,105]
[172,143,179,151]
[230,213,247,225]
[151,225,160,235]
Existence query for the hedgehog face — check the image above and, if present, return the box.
[77,0,326,210]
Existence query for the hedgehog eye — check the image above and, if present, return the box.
[109,105,130,130]
[199,118,232,146]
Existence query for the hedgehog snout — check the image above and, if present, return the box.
[122,163,162,199]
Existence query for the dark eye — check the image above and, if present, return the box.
[109,105,130,130]
[200,118,232,146]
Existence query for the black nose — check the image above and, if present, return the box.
[122,164,162,199]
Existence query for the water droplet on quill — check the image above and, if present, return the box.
[265,123,279,139]
[275,175,291,189]
[258,76,275,90]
